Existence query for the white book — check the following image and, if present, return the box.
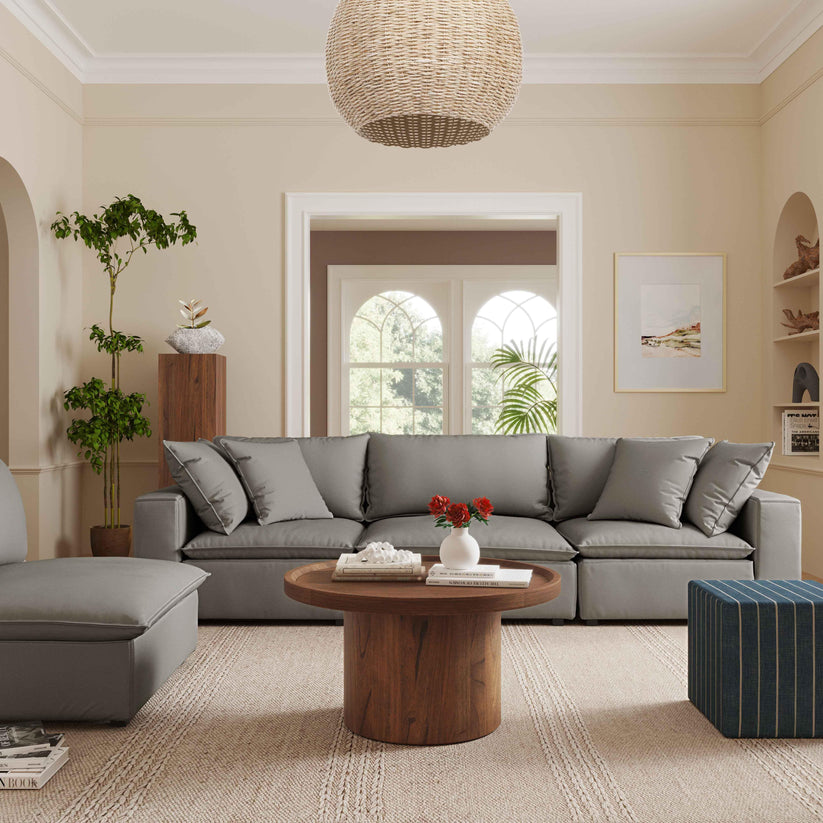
[337,563,422,575]
[428,564,500,578]
[426,569,532,588]
[0,747,68,789]
[337,554,421,571]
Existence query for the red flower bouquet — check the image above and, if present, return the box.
[428,495,494,529]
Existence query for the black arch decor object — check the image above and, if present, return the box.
[792,362,820,403]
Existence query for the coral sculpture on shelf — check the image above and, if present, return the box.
[781,309,820,335]
[782,235,820,280]
[356,542,416,565]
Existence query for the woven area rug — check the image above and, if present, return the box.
[6,623,823,823]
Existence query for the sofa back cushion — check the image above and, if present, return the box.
[365,434,551,520]
[547,436,619,521]
[216,434,368,520]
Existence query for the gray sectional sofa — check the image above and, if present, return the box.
[134,433,802,622]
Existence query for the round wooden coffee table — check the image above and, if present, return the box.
[284,556,561,745]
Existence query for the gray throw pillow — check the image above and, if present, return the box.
[218,439,333,525]
[685,441,774,537]
[588,437,712,528]
[215,434,368,520]
[163,440,249,535]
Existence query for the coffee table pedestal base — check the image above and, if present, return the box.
[343,611,501,745]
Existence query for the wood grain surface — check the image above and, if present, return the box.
[344,610,501,745]
[284,556,561,616]
[157,353,226,487]
[285,556,560,745]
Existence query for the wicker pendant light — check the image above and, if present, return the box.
[326,0,522,149]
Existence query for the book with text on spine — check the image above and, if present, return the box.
[331,572,425,582]
[428,564,500,579]
[0,747,68,789]
[426,569,532,588]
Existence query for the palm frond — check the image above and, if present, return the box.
[490,339,558,434]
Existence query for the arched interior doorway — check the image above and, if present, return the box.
[0,157,38,471]
[0,202,8,464]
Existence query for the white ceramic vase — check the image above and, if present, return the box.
[438,527,480,570]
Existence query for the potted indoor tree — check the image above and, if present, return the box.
[51,194,197,556]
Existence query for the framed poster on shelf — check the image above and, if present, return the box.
[782,409,820,455]
[614,253,726,393]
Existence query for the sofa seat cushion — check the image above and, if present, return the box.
[358,515,576,561]
[556,518,753,559]
[0,557,208,642]
[182,518,364,560]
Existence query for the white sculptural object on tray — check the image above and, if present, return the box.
[356,542,415,564]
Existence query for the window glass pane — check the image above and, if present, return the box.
[415,317,444,362]
[350,317,380,363]
[349,368,380,407]
[383,407,414,434]
[471,406,498,435]
[381,368,413,406]
[348,290,445,435]
[472,367,502,406]
[470,290,558,435]
[383,307,415,362]
[350,406,380,435]
[415,368,443,407]
[471,317,500,362]
[415,408,444,434]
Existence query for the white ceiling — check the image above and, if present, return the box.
[3,0,822,83]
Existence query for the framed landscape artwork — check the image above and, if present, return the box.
[614,253,726,392]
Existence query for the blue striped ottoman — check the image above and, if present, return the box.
[688,579,823,738]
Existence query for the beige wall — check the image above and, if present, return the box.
[0,20,813,561]
[0,5,84,559]
[309,230,557,435]
[80,81,764,534]
[759,28,823,579]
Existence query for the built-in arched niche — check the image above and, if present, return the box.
[770,191,821,466]
[0,158,39,470]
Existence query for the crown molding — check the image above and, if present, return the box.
[0,0,820,86]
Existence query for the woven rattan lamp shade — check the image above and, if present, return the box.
[326,0,522,149]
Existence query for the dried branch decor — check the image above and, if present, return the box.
[326,0,522,149]
[783,235,820,280]
[781,309,820,335]
[178,298,212,329]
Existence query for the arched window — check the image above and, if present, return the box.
[470,290,557,434]
[348,291,445,434]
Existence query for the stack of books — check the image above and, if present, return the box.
[333,553,424,581]
[425,563,533,588]
[0,721,68,790]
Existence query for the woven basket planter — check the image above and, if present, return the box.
[326,0,522,149]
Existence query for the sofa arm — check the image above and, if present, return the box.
[134,487,202,562]
[731,490,802,579]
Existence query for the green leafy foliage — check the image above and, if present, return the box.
[64,380,151,475]
[490,339,558,435]
[51,195,197,527]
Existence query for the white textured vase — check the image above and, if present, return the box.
[438,527,480,570]
[165,326,225,354]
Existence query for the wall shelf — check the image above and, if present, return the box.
[774,268,819,289]
[773,330,819,344]
[773,401,820,408]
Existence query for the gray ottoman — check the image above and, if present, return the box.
[0,557,208,723]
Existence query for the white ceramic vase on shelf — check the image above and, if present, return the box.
[438,527,480,570]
